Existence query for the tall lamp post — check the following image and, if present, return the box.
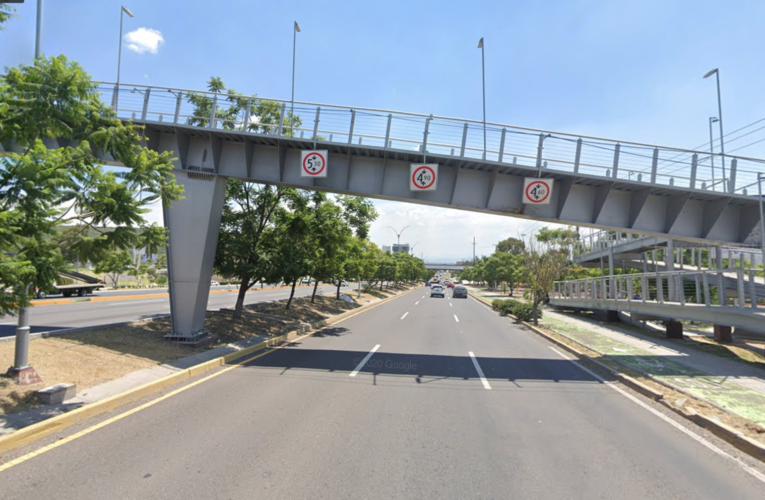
[703,68,726,191]
[411,242,419,255]
[388,225,409,248]
[35,0,43,59]
[478,37,487,160]
[291,21,301,131]
[114,5,134,110]
[708,117,719,190]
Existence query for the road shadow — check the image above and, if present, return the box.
[238,347,612,384]
[0,324,70,339]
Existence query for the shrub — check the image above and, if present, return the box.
[511,302,540,322]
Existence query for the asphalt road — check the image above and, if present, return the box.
[0,287,763,499]
[0,284,354,338]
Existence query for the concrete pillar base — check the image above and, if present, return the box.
[665,320,683,339]
[605,310,620,323]
[714,325,733,343]
[5,365,42,386]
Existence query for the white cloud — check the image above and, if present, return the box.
[124,27,164,54]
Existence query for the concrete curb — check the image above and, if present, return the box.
[0,286,418,457]
[469,291,765,462]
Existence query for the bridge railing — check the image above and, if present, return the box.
[552,268,762,310]
[100,83,764,196]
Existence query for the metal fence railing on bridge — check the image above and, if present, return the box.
[97,82,765,197]
[552,268,763,311]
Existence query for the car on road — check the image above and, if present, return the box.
[430,285,445,298]
[210,281,220,286]
[445,282,455,288]
[452,285,468,298]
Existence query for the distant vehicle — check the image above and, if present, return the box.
[430,285,445,298]
[452,286,468,298]
[445,282,455,288]
[425,281,431,286]
[36,271,106,298]
[210,281,220,286]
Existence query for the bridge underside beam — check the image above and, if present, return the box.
[147,129,761,245]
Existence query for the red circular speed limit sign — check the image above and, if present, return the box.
[302,151,326,176]
[411,165,436,190]
[524,179,551,204]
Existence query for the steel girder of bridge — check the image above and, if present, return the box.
[424,264,467,271]
[10,82,764,339]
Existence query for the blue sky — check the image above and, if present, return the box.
[3,0,765,261]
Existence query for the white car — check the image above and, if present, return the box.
[430,285,445,298]
[210,281,220,286]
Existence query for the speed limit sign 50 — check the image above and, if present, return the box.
[301,150,328,178]
[410,164,439,191]
[522,178,553,205]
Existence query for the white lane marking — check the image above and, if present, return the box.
[454,315,459,323]
[415,301,420,306]
[468,352,491,390]
[400,312,409,320]
[449,303,453,308]
[547,346,765,485]
[350,344,381,377]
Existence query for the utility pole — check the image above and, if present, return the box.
[472,236,476,266]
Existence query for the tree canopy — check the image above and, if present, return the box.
[0,55,183,315]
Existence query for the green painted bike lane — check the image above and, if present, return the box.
[471,289,765,427]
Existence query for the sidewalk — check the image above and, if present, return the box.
[469,287,765,428]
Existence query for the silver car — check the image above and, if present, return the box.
[430,285,445,298]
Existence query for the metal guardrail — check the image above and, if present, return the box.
[552,268,762,311]
[574,230,762,257]
[98,82,765,196]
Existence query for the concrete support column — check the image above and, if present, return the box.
[164,171,228,339]
[714,325,733,343]
[665,320,683,339]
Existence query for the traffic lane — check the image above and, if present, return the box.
[0,284,353,337]
[1,287,762,499]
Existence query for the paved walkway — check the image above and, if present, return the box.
[470,287,765,427]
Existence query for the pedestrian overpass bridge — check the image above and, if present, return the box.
[9,82,763,339]
[424,264,468,271]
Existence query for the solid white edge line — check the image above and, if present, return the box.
[400,312,409,320]
[468,351,491,390]
[349,344,381,377]
[454,315,459,323]
[546,345,765,485]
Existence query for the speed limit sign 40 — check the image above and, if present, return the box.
[301,150,328,178]
[523,178,553,205]
[410,164,439,191]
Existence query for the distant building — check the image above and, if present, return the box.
[382,245,391,253]
[392,243,410,254]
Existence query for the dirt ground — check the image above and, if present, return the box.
[0,285,412,416]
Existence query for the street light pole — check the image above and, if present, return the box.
[478,37,486,160]
[115,6,134,110]
[703,69,726,190]
[708,117,718,190]
[291,21,300,132]
[387,225,409,247]
[35,0,43,59]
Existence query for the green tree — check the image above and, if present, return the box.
[496,237,525,254]
[0,3,15,28]
[522,239,569,325]
[214,182,290,319]
[187,77,301,136]
[307,194,350,302]
[95,249,133,288]
[0,56,182,317]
